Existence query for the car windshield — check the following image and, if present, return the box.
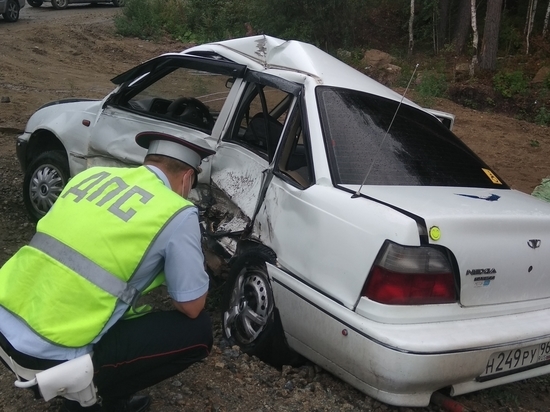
[316,86,508,188]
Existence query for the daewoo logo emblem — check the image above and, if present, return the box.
[527,239,541,249]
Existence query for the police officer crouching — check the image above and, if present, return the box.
[0,131,216,411]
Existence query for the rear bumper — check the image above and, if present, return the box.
[286,304,550,406]
[269,267,550,406]
[285,320,550,406]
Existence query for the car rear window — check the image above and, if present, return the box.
[316,87,508,188]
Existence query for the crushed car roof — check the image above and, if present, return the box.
[185,35,413,104]
[111,35,418,108]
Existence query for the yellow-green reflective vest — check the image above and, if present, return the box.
[0,166,193,348]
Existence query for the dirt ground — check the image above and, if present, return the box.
[1,4,550,412]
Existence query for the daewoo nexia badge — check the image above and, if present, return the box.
[466,268,497,276]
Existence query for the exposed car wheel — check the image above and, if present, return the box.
[27,0,43,7]
[2,0,20,22]
[51,0,68,9]
[222,246,301,367]
[111,0,125,6]
[23,151,70,222]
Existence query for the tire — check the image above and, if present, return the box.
[51,0,68,9]
[221,246,301,367]
[2,0,20,22]
[111,0,125,6]
[27,0,43,7]
[23,151,70,222]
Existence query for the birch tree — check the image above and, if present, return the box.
[543,0,550,37]
[525,0,538,54]
[470,0,479,76]
[409,0,415,56]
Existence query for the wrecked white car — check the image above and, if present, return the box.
[16,36,550,407]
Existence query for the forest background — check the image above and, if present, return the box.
[114,0,550,126]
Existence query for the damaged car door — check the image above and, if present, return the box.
[208,73,303,254]
[214,74,319,365]
[86,55,246,169]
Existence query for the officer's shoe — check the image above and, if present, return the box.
[102,395,151,412]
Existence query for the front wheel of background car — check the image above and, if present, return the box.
[2,0,20,22]
[27,0,43,7]
[111,0,125,6]
[23,151,70,222]
[50,0,68,9]
[221,246,301,368]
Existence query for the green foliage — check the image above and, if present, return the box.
[246,0,367,51]
[115,0,385,51]
[493,71,529,98]
[116,0,249,41]
[113,0,547,129]
[410,0,439,47]
[397,64,414,88]
[114,0,165,39]
[415,70,447,105]
[177,0,250,43]
[535,107,550,126]
[461,99,478,110]
[498,11,523,54]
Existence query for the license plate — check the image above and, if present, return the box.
[480,340,550,379]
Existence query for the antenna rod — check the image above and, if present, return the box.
[351,63,419,199]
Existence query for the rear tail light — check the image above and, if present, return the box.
[362,241,457,305]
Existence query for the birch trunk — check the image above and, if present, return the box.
[470,0,479,76]
[523,0,533,36]
[409,0,415,55]
[526,0,538,54]
[543,0,550,37]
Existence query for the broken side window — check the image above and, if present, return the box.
[275,104,313,189]
[123,67,231,133]
[226,83,292,162]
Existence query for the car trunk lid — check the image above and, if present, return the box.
[343,185,550,307]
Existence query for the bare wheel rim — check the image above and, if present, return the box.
[6,1,18,19]
[29,163,65,217]
[224,265,273,345]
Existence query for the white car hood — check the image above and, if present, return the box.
[343,185,550,307]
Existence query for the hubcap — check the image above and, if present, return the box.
[224,265,273,344]
[29,164,65,217]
